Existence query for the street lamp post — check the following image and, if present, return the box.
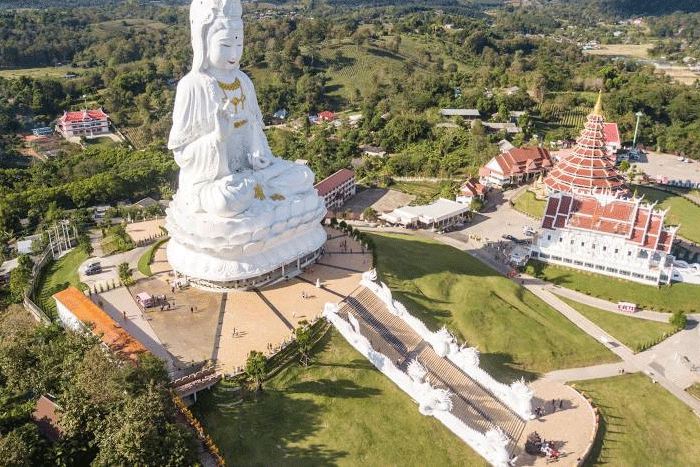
[632,110,643,149]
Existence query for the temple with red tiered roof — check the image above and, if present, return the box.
[543,93,626,196]
[530,191,678,285]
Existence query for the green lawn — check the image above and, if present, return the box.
[556,296,676,352]
[525,259,700,313]
[0,65,86,79]
[370,233,617,382]
[511,190,546,219]
[34,247,89,318]
[193,328,489,467]
[574,373,700,467]
[632,184,700,243]
[137,237,169,277]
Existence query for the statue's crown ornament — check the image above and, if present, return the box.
[190,0,242,28]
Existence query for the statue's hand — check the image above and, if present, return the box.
[214,101,234,143]
[249,149,271,170]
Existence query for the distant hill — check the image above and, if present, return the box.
[592,0,700,16]
[0,0,188,9]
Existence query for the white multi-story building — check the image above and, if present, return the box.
[314,169,356,211]
[530,191,677,285]
[56,109,110,138]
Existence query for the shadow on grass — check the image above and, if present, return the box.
[365,47,404,61]
[479,352,540,384]
[583,405,609,466]
[286,378,382,399]
[314,358,375,371]
[195,388,348,467]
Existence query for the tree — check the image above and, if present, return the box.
[9,255,33,302]
[361,207,377,222]
[245,350,267,396]
[118,262,132,284]
[294,320,313,367]
[618,160,631,172]
[91,385,198,467]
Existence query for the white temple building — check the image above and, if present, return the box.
[530,191,678,285]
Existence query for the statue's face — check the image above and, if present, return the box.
[207,20,244,71]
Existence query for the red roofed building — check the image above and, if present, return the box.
[318,111,337,123]
[53,287,147,363]
[479,146,554,187]
[314,169,356,210]
[32,394,63,442]
[531,191,677,285]
[457,178,487,205]
[603,122,621,153]
[56,108,110,138]
[544,95,626,196]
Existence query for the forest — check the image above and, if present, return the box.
[0,1,698,238]
[0,306,199,466]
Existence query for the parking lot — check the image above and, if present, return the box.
[636,151,700,185]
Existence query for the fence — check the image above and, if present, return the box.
[23,245,55,324]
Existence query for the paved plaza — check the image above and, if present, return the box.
[342,187,415,215]
[96,226,372,376]
[514,379,597,467]
[125,218,166,243]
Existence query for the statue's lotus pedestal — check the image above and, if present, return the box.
[165,191,327,291]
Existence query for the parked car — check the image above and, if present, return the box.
[84,261,102,275]
[523,226,536,236]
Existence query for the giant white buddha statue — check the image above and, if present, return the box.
[165,0,326,288]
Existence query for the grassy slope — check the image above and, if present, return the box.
[370,233,617,382]
[525,260,700,313]
[34,247,89,318]
[194,329,488,467]
[511,190,546,219]
[633,184,700,243]
[557,296,676,351]
[0,65,87,79]
[576,373,700,467]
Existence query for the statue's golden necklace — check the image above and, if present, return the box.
[217,79,241,92]
[218,78,247,117]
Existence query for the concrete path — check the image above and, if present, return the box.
[94,287,176,375]
[545,362,635,383]
[525,279,700,416]
[79,243,149,289]
[543,284,670,322]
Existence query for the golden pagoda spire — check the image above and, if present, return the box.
[592,89,603,116]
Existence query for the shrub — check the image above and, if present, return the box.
[670,310,687,329]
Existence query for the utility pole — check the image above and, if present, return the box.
[632,111,643,149]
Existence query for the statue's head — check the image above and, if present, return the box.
[190,0,243,72]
